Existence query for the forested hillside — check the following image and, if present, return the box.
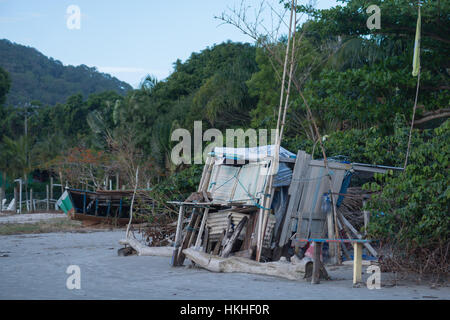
[0,39,132,106]
[0,0,448,275]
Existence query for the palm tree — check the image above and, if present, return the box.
[2,135,32,208]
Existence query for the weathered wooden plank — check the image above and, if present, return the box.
[279,151,311,247]
[213,230,226,256]
[221,216,248,258]
[295,161,348,257]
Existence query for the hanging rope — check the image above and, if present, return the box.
[404,69,421,169]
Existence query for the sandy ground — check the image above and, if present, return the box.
[0,230,448,300]
[0,213,66,224]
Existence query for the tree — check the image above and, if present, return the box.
[0,66,10,105]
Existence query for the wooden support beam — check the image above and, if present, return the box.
[311,242,322,284]
[338,212,378,258]
[194,207,210,249]
[177,208,200,265]
[353,242,363,284]
[171,205,185,267]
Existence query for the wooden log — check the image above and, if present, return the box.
[221,216,248,258]
[119,238,173,257]
[183,247,311,281]
[311,242,322,284]
[353,242,363,284]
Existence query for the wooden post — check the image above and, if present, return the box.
[46,185,50,211]
[171,205,185,267]
[353,242,363,284]
[116,173,119,190]
[311,242,322,284]
[0,187,3,213]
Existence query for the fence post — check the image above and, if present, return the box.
[46,185,50,211]
[0,187,3,213]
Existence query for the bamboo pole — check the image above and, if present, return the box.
[256,0,297,262]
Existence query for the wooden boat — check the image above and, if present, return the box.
[57,188,151,225]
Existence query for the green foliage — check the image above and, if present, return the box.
[0,39,132,106]
[0,66,10,105]
[365,120,449,275]
[153,165,204,201]
[0,1,448,274]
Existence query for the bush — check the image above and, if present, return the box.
[366,120,449,278]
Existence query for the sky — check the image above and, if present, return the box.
[0,0,339,88]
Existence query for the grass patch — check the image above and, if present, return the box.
[0,218,85,235]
